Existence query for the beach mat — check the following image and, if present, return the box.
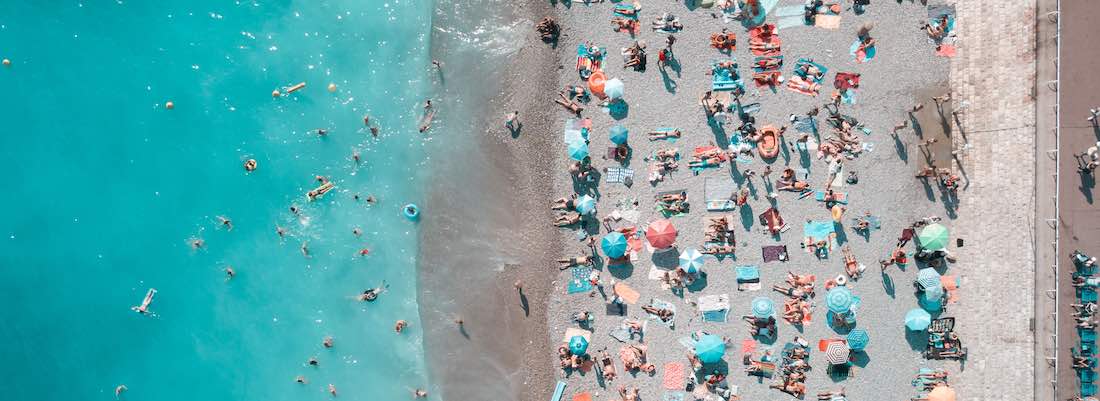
[698,294,730,323]
[614,282,641,304]
[663,362,685,390]
[562,327,592,343]
[567,266,594,294]
[935,44,956,57]
[814,190,848,204]
[762,245,788,262]
[815,14,841,29]
[704,177,737,211]
[664,392,685,401]
[736,265,761,290]
[606,167,634,184]
[573,392,592,401]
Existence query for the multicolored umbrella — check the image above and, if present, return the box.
[604,78,624,100]
[646,219,678,249]
[905,308,932,331]
[846,329,870,351]
[609,124,629,145]
[824,341,850,365]
[752,297,775,318]
[916,268,942,291]
[575,195,596,215]
[568,140,589,161]
[601,232,628,259]
[826,286,854,314]
[679,248,704,273]
[918,223,949,251]
[694,334,726,364]
[928,385,956,401]
[568,335,589,355]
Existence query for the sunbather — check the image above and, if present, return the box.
[710,30,736,49]
[771,377,806,397]
[817,387,845,400]
[618,385,640,401]
[657,191,687,203]
[648,129,681,140]
[796,61,825,81]
[651,18,682,32]
[616,0,641,16]
[598,349,617,380]
[688,351,703,371]
[661,201,689,214]
[786,272,815,287]
[776,179,810,191]
[642,304,675,321]
[556,92,584,115]
[701,244,735,255]
[535,17,559,41]
[131,288,157,314]
[553,212,583,227]
[924,15,950,39]
[1074,355,1093,369]
[611,17,638,33]
[842,246,864,279]
[557,256,593,269]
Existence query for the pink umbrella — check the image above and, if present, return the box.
[646,219,678,249]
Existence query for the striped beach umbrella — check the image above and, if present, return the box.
[826,286,854,314]
[846,329,870,351]
[905,308,932,331]
[646,219,678,249]
[694,334,726,364]
[824,341,850,365]
[575,195,597,215]
[918,223,949,251]
[601,232,628,259]
[751,297,775,319]
[609,124,629,145]
[569,335,589,355]
[568,140,590,161]
[916,268,942,291]
[679,248,705,273]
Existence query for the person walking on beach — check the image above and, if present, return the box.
[1088,107,1100,123]
[505,111,519,131]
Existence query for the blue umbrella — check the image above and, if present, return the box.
[609,125,629,145]
[575,195,596,215]
[568,140,589,161]
[604,78,624,100]
[569,335,589,355]
[916,268,942,291]
[678,248,704,273]
[601,232,628,259]
[751,297,775,318]
[905,308,932,331]
[826,286,854,314]
[921,285,945,312]
[694,334,726,364]
[846,329,870,351]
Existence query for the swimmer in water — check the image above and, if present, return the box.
[395,320,408,333]
[328,384,337,396]
[217,215,233,231]
[189,238,205,250]
[424,99,432,110]
[352,151,361,164]
[413,388,428,398]
[363,115,371,126]
[358,282,387,301]
[243,159,257,172]
[323,336,334,348]
[353,228,362,237]
[301,242,310,258]
[131,288,157,314]
[365,195,376,205]
[290,205,300,215]
[115,385,127,399]
[370,126,379,137]
[316,128,328,136]
[276,225,287,238]
[308,357,319,366]
[225,266,235,281]
[295,375,307,384]
[358,248,370,257]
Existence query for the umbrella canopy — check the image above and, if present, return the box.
[609,124,629,145]
[916,268,942,291]
[826,286,854,314]
[751,297,775,318]
[918,223,949,251]
[927,386,956,401]
[604,78,625,100]
[694,334,726,364]
[679,248,705,273]
[905,308,932,331]
[921,285,945,312]
[568,140,589,161]
[823,341,850,365]
[846,329,870,351]
[601,232,628,259]
[646,219,678,249]
[568,335,589,355]
[575,195,597,215]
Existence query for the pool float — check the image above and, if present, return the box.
[757,125,780,159]
[403,204,420,221]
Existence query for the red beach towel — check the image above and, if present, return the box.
[663,362,684,390]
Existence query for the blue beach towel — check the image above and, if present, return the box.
[551,381,567,401]
[567,266,594,294]
[803,220,835,240]
[664,392,685,401]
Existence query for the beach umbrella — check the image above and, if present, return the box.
[601,232,628,259]
[604,78,625,100]
[846,329,870,351]
[918,223,949,251]
[679,248,705,273]
[751,297,775,319]
[905,308,932,331]
[825,286,854,314]
[567,140,589,161]
[927,385,956,401]
[921,285,945,312]
[575,195,597,215]
[568,335,589,355]
[916,268,942,291]
[694,334,726,364]
[609,124,629,145]
[823,341,850,365]
[646,219,678,249]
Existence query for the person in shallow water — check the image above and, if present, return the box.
[358,282,388,301]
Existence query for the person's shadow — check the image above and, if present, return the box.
[509,122,523,138]
[519,289,530,317]
[892,132,908,163]
[1079,168,1096,204]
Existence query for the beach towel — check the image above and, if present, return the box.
[741,339,757,356]
[551,381,567,401]
[815,14,841,29]
[814,190,848,204]
[704,177,738,211]
[737,265,761,291]
[562,327,593,343]
[698,294,730,323]
[663,362,685,390]
[573,393,592,401]
[613,3,640,19]
[803,220,836,243]
[849,39,876,63]
[614,282,641,304]
[941,275,960,303]
[793,58,828,83]
[786,75,820,96]
[605,167,634,184]
[935,44,956,57]
[762,245,788,262]
[663,392,685,401]
[568,266,594,294]
[834,72,860,90]
[748,361,775,377]
[776,16,806,31]
[646,298,677,327]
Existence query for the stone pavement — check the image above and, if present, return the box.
[949,1,1038,400]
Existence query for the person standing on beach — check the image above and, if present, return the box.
[505,111,519,130]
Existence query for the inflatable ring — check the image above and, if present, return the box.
[403,204,420,221]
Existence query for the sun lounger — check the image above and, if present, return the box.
[814,190,848,204]
[1082,328,1097,344]
[551,381,567,401]
[1082,369,1097,384]
[1083,289,1098,303]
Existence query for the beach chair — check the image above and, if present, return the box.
[1082,369,1097,384]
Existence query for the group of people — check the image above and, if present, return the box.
[770,338,811,398]
[773,272,815,325]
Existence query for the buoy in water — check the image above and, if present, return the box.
[165,101,174,110]
[2,59,10,67]
[272,89,281,97]
[403,204,420,221]
[327,83,337,93]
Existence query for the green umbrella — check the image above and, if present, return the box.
[694,334,726,364]
[846,329,870,351]
[601,232,628,259]
[826,286,854,314]
[905,308,932,331]
[568,335,589,355]
[751,297,775,318]
[918,223,949,251]
[568,140,590,161]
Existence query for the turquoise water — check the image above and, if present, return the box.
[0,1,437,400]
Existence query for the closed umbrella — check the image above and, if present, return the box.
[823,341,850,365]
[679,248,705,273]
[694,334,726,364]
[751,297,775,319]
[916,268,942,291]
[826,286,854,314]
[918,223,949,251]
[927,385,956,401]
[846,329,870,351]
[604,78,625,100]
[646,219,678,249]
[905,308,932,331]
[569,335,589,355]
[610,124,629,145]
[568,140,589,161]
[601,232,628,259]
[575,195,597,215]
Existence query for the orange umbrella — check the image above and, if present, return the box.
[646,219,678,249]
[588,71,607,98]
[928,385,956,401]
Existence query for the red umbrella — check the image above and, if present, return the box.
[646,219,678,249]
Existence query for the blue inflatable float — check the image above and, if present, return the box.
[403,203,420,221]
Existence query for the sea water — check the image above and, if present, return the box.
[0,1,437,400]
